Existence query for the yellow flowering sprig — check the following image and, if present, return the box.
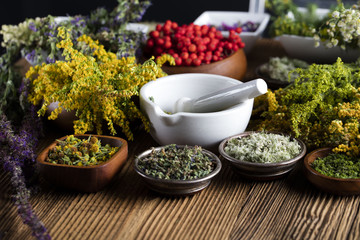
[26,27,174,140]
[251,58,360,156]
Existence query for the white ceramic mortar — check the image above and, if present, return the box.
[139,73,255,150]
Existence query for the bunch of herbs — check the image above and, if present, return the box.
[0,1,152,238]
[251,57,360,157]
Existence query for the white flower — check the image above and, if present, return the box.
[337,20,345,28]
[332,11,340,18]
[331,38,339,46]
[326,42,334,48]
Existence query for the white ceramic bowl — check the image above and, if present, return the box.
[276,7,360,63]
[194,11,270,54]
[276,35,360,63]
[139,73,254,150]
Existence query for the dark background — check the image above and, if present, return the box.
[1,0,357,29]
[0,0,357,53]
[0,0,250,27]
[1,0,358,27]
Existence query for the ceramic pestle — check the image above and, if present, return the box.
[174,78,267,113]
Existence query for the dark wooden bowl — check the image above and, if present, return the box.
[304,148,360,195]
[219,131,307,180]
[134,145,222,195]
[37,134,128,192]
[161,49,247,80]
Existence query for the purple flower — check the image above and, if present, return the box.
[29,22,38,32]
[0,112,48,239]
[45,31,55,37]
[46,56,55,64]
[1,76,46,239]
[25,50,36,63]
[71,16,86,28]
[99,27,110,32]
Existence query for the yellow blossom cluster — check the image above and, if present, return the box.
[26,27,174,140]
[251,59,360,156]
[330,102,360,157]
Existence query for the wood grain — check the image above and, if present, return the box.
[1,39,360,240]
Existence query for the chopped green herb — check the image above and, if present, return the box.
[137,144,215,180]
[224,132,301,163]
[311,153,360,179]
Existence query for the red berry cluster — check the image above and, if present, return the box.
[144,20,245,66]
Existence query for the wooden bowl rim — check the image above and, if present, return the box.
[304,147,360,183]
[37,134,128,169]
[161,49,245,70]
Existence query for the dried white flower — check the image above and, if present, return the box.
[224,132,301,164]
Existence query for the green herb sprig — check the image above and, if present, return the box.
[137,144,215,180]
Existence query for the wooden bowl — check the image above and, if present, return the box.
[161,49,247,80]
[304,148,360,195]
[37,134,128,192]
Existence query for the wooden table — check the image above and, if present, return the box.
[1,39,359,240]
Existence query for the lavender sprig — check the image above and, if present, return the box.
[0,107,48,239]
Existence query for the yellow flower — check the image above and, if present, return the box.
[27,27,173,140]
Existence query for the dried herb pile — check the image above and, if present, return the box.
[224,132,301,163]
[46,135,120,166]
[137,144,215,180]
[312,153,360,179]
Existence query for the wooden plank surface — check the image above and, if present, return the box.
[1,39,359,240]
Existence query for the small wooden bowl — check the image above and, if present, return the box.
[37,134,128,192]
[304,148,360,195]
[161,49,247,80]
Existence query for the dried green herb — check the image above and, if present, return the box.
[312,153,360,179]
[224,132,301,163]
[137,144,215,180]
[46,135,120,166]
[259,57,309,83]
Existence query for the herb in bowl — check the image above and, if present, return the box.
[214,21,260,32]
[46,135,120,166]
[258,56,309,83]
[311,153,360,179]
[136,144,216,180]
[224,132,302,163]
